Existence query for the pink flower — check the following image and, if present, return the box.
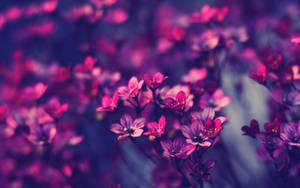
[0,105,6,122]
[190,30,220,51]
[118,76,144,98]
[144,115,166,139]
[110,114,145,140]
[143,72,168,89]
[249,63,267,83]
[192,108,226,138]
[291,36,300,45]
[74,56,97,80]
[190,5,217,24]
[161,85,194,112]
[22,82,47,101]
[44,97,68,119]
[161,137,196,159]
[181,68,207,83]
[96,91,119,112]
[198,88,231,111]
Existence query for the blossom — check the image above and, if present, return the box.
[160,137,195,158]
[181,68,207,84]
[110,114,145,140]
[192,108,226,138]
[44,97,68,119]
[198,88,231,111]
[22,82,47,101]
[144,115,166,139]
[280,122,300,147]
[241,119,260,138]
[143,72,168,89]
[249,63,267,84]
[161,85,194,112]
[264,118,280,136]
[27,122,57,145]
[96,91,119,112]
[118,76,144,98]
[181,120,212,147]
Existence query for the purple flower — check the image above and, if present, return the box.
[242,119,260,138]
[280,122,300,147]
[160,137,196,159]
[181,120,212,147]
[191,108,226,138]
[109,114,145,140]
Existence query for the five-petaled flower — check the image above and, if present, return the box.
[162,85,194,112]
[144,115,166,140]
[110,114,145,140]
[198,88,231,111]
[181,120,212,147]
[143,72,168,89]
[96,91,119,112]
[160,137,195,158]
[118,76,144,98]
[192,108,226,138]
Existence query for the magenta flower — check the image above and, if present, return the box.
[160,137,196,158]
[143,72,168,89]
[96,91,119,112]
[249,63,267,84]
[144,115,166,139]
[118,76,144,98]
[192,108,226,138]
[264,118,280,136]
[44,97,68,119]
[22,82,47,101]
[162,85,194,112]
[280,121,300,147]
[198,88,231,111]
[27,122,57,145]
[110,114,145,140]
[74,56,97,80]
[181,120,212,147]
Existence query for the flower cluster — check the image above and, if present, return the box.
[240,3,300,184]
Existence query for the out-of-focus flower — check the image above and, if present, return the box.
[44,98,68,119]
[189,160,216,182]
[96,91,119,112]
[152,161,182,188]
[104,8,128,24]
[22,82,47,101]
[181,68,207,84]
[181,120,212,147]
[144,115,166,140]
[118,76,144,98]
[110,114,145,140]
[280,121,300,147]
[74,56,98,80]
[249,63,267,84]
[109,184,121,188]
[27,122,56,145]
[198,88,231,111]
[190,30,220,51]
[161,137,195,158]
[291,36,300,45]
[242,119,260,138]
[0,105,6,122]
[143,72,168,89]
